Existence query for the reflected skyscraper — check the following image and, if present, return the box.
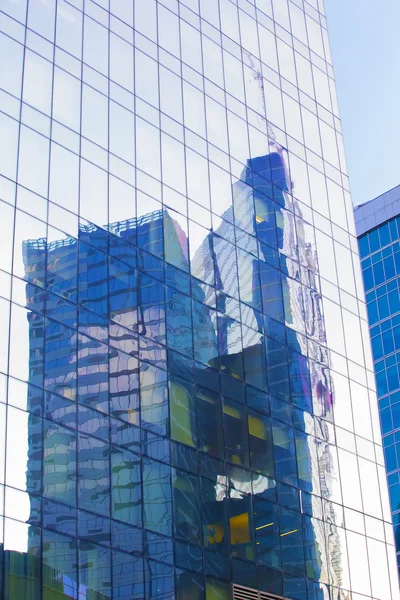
[0,0,397,599]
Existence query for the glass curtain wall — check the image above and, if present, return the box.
[0,0,397,599]
[359,215,400,578]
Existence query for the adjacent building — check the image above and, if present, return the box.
[0,0,398,599]
[355,185,400,578]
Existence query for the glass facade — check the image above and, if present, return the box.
[0,0,397,599]
[358,202,400,579]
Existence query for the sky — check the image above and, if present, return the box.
[324,0,400,206]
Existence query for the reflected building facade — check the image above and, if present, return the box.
[0,0,398,599]
[355,185,400,578]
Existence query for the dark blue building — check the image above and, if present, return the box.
[355,185,400,575]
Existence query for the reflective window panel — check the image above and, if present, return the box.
[0,0,397,598]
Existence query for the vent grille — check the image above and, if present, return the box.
[233,584,285,600]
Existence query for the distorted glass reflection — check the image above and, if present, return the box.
[2,126,381,599]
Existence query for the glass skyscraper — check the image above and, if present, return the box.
[0,0,397,599]
[355,185,400,581]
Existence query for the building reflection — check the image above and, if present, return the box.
[7,148,348,599]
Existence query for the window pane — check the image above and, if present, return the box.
[172,468,201,544]
[111,447,142,526]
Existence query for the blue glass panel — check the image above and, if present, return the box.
[217,315,244,379]
[144,530,174,564]
[385,445,398,472]
[196,386,224,460]
[221,372,244,403]
[44,318,76,400]
[223,397,250,469]
[288,350,312,412]
[110,417,141,453]
[78,510,111,546]
[78,241,108,318]
[283,573,307,600]
[165,262,191,295]
[243,329,267,391]
[201,475,229,555]
[394,326,400,351]
[384,255,396,280]
[388,365,400,392]
[376,283,387,297]
[175,541,203,573]
[142,458,172,536]
[111,446,141,526]
[42,530,78,600]
[140,361,169,436]
[372,335,384,361]
[391,391,400,404]
[373,261,385,286]
[266,338,290,401]
[390,483,400,514]
[258,565,284,597]
[204,549,231,580]
[380,222,391,247]
[390,218,399,241]
[379,398,389,411]
[362,266,374,291]
[78,540,111,599]
[145,559,175,599]
[272,420,298,486]
[231,558,257,589]
[47,236,78,302]
[382,329,395,354]
[260,261,284,323]
[77,434,110,516]
[389,289,400,314]
[394,252,400,275]
[392,403,400,429]
[78,404,109,442]
[246,385,270,415]
[112,521,143,555]
[175,569,204,599]
[113,551,144,599]
[78,333,109,414]
[43,419,76,506]
[367,300,379,325]
[137,272,165,345]
[80,223,108,253]
[248,409,274,478]
[138,248,164,282]
[172,468,201,545]
[383,245,393,258]
[171,440,199,475]
[46,291,77,328]
[277,482,300,511]
[358,234,370,258]
[137,208,163,258]
[166,286,193,357]
[109,231,137,269]
[254,497,280,569]
[142,430,170,463]
[380,406,393,434]
[42,498,77,537]
[369,229,380,253]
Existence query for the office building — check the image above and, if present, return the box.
[0,0,398,598]
[355,185,400,578]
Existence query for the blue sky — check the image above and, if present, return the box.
[324,0,400,206]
